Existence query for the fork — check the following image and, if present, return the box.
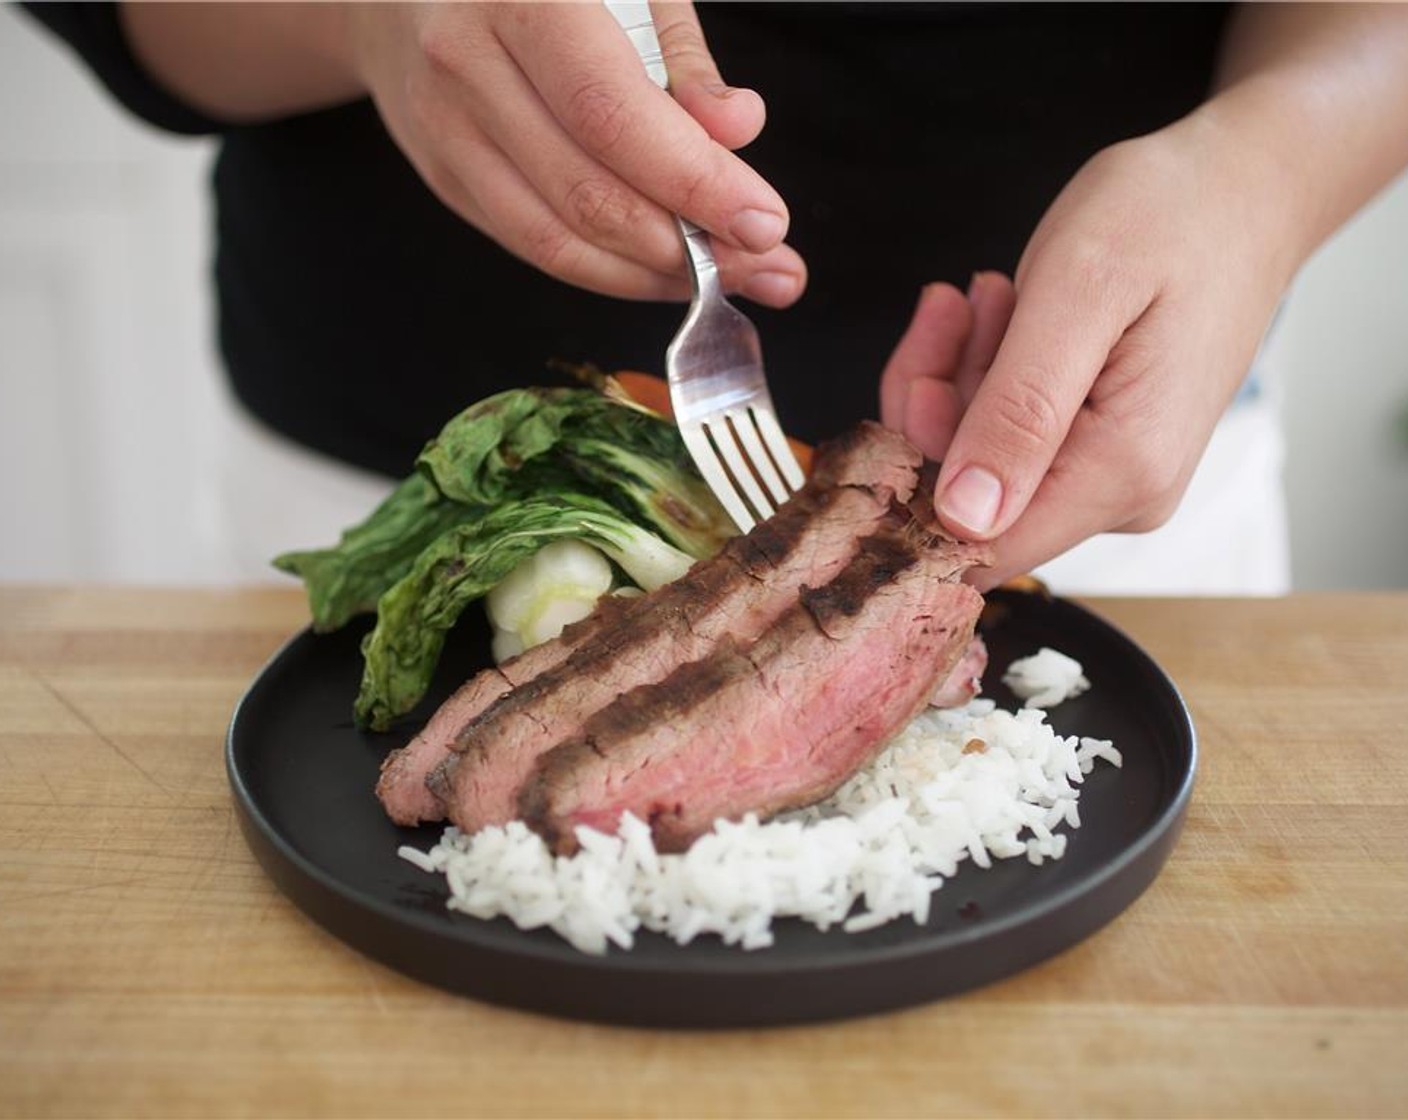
[666,220,805,531]
[605,1,805,532]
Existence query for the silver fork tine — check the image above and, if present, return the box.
[753,408,806,492]
[734,407,791,506]
[707,415,777,522]
[680,423,757,533]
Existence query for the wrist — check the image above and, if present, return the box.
[1195,3,1408,278]
[1172,85,1325,288]
[338,3,385,95]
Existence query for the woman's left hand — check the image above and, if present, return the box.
[881,114,1300,590]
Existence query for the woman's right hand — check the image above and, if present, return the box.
[345,2,806,307]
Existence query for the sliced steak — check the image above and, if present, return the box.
[898,462,991,709]
[520,529,989,853]
[427,423,924,832]
[929,634,989,709]
[807,420,923,498]
[375,594,632,825]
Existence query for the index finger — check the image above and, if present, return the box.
[495,3,789,253]
[933,254,1144,540]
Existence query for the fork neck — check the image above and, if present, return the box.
[676,217,722,304]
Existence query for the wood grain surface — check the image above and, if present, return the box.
[2,588,1405,1118]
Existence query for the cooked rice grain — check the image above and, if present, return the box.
[1002,647,1091,708]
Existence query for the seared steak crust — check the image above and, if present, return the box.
[519,529,988,853]
[808,421,922,498]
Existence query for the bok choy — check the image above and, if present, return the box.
[353,493,694,730]
[273,380,736,730]
[272,473,476,632]
[486,539,615,664]
[417,387,732,557]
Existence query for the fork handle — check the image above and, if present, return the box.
[603,3,721,303]
[604,1,668,89]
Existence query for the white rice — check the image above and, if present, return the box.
[1002,646,1091,708]
[399,652,1120,955]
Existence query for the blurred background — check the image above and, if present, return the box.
[2,6,1406,590]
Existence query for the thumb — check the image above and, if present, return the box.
[652,2,766,150]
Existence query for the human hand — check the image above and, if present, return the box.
[344,1,804,306]
[881,117,1301,590]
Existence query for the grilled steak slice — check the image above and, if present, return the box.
[427,423,924,832]
[377,675,510,826]
[520,530,988,853]
[374,596,633,825]
[929,634,989,709]
[806,420,923,497]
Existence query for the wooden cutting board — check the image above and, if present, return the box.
[1,588,1405,1118]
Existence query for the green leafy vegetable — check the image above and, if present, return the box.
[354,493,694,730]
[413,388,582,507]
[560,437,731,559]
[274,381,738,729]
[271,474,475,632]
[417,387,733,557]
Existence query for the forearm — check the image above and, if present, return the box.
[119,2,361,123]
[1201,3,1408,271]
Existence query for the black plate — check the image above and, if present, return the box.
[227,590,1195,1027]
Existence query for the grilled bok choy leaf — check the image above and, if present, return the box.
[271,474,474,632]
[417,387,734,558]
[354,494,693,730]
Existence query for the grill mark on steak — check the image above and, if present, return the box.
[798,533,915,637]
[519,529,988,853]
[425,424,924,833]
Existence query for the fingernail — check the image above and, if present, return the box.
[742,270,800,306]
[711,83,759,103]
[730,208,786,251]
[940,466,1003,536]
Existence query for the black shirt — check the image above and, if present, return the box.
[25,2,1230,476]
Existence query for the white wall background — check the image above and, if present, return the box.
[0,4,227,583]
[2,6,1405,590]
[1269,186,1408,589]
